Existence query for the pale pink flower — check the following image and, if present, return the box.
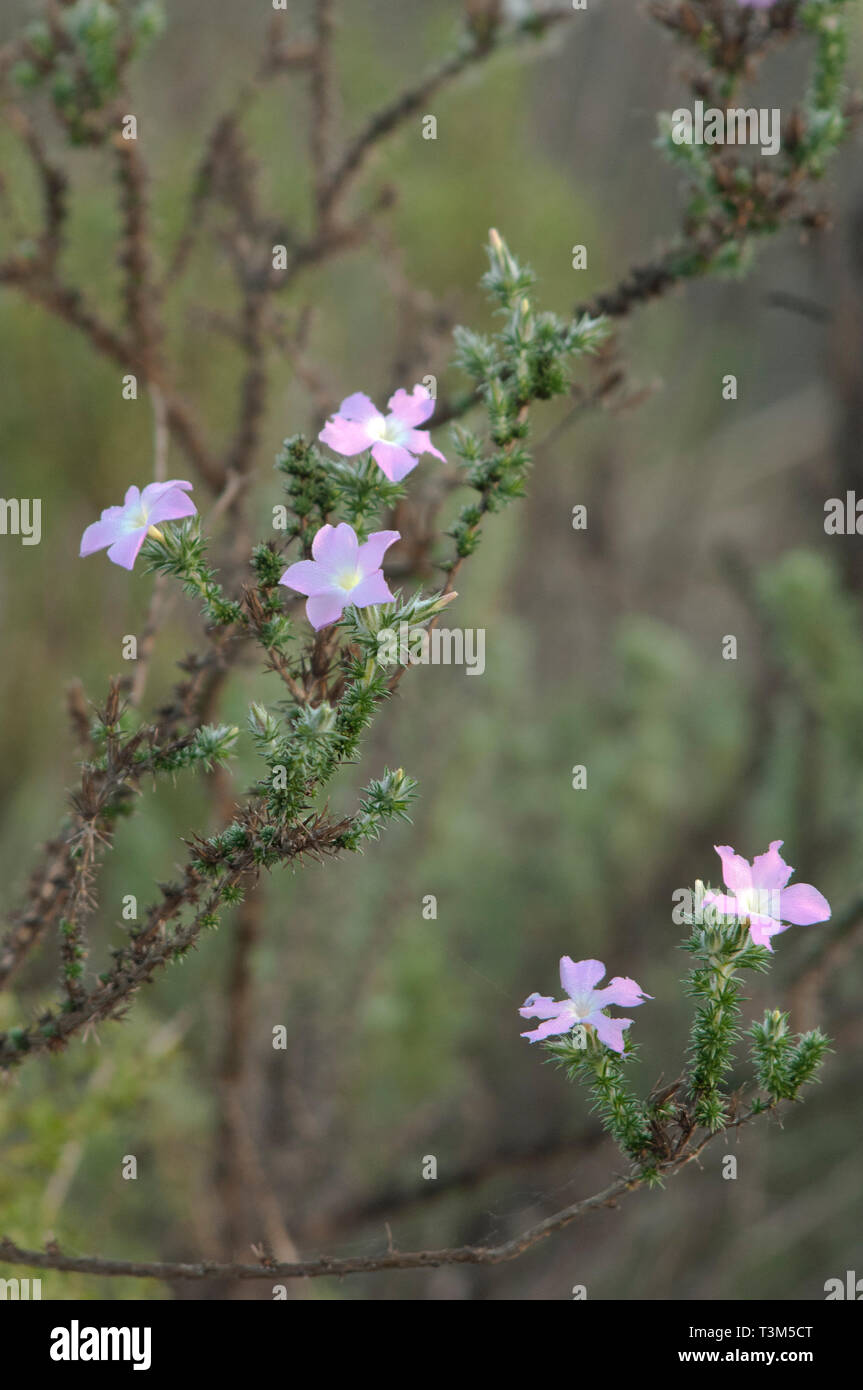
[703,841,831,949]
[80,480,196,570]
[319,385,446,483]
[280,521,399,630]
[520,957,651,1053]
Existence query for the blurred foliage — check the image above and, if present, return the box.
[1,0,863,1300]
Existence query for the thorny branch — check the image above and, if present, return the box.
[0,1104,773,1284]
[0,0,857,1293]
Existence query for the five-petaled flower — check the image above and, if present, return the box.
[519,957,651,1053]
[79,480,197,570]
[280,521,399,630]
[319,384,446,483]
[702,841,830,949]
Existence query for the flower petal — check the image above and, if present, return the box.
[559,957,606,999]
[407,428,446,463]
[306,590,347,630]
[80,511,123,556]
[714,844,752,893]
[779,882,831,926]
[338,392,380,423]
[589,1013,633,1054]
[106,528,148,570]
[146,487,198,527]
[371,440,418,483]
[387,384,435,427]
[701,890,740,922]
[348,571,393,608]
[357,529,400,574]
[747,914,787,950]
[603,976,652,1008]
[320,417,376,457]
[312,522,359,573]
[140,479,193,508]
[280,560,329,596]
[520,1008,578,1044]
[751,840,793,891]
[518,993,564,1020]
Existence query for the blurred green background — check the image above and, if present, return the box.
[1,0,863,1300]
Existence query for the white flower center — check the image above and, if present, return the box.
[334,567,362,592]
[735,887,779,920]
[736,888,755,918]
[568,994,594,1021]
[367,413,407,446]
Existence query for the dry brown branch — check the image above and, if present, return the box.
[0,1106,767,1284]
[0,812,351,1071]
[317,8,578,223]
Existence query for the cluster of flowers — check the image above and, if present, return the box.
[80,383,443,630]
[79,380,830,1063]
[521,842,830,1053]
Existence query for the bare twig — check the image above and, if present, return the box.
[310,0,338,226]
[0,1106,766,1284]
[318,9,577,222]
